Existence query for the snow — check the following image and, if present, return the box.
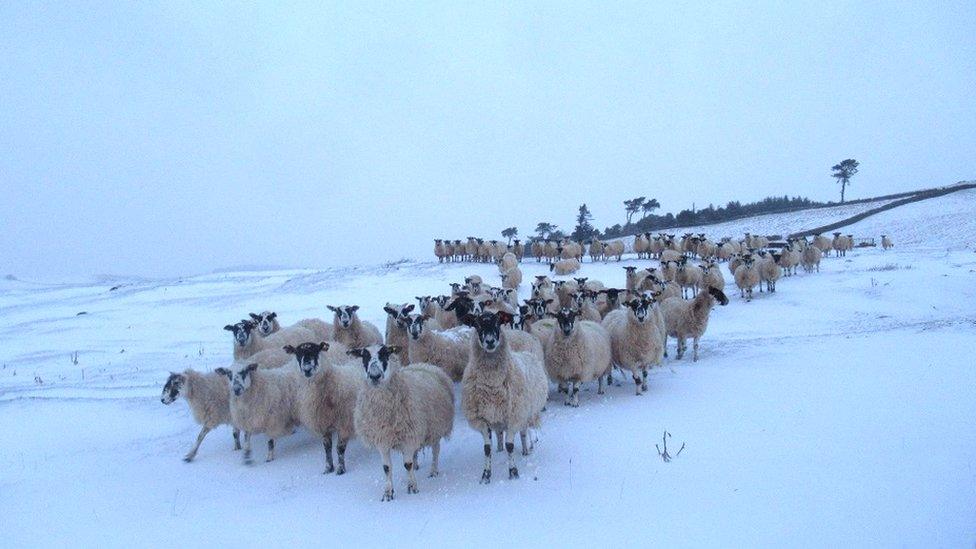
[2,191,976,546]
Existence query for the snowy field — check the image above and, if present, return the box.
[1,189,975,547]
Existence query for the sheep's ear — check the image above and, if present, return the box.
[483,299,494,306]
[215,367,231,379]
[327,306,338,312]
[444,300,457,311]
[347,348,365,358]
[244,363,259,374]
[403,304,414,313]
[317,342,329,352]
[461,314,478,328]
[283,345,296,355]
[224,325,236,332]
[268,312,277,320]
[350,305,360,312]
[385,345,401,356]
[544,299,553,305]
[497,311,514,326]
[383,306,397,316]
[249,313,261,320]
[420,314,431,321]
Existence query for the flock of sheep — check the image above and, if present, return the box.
[161,228,891,501]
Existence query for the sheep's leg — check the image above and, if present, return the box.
[336,438,348,475]
[505,436,519,479]
[183,425,211,462]
[404,447,419,494]
[605,370,614,386]
[567,382,580,407]
[676,338,684,360]
[632,371,642,396]
[242,432,253,464]
[322,433,335,474]
[641,368,648,392]
[381,449,395,501]
[664,336,669,358]
[266,439,275,462]
[429,440,441,477]
[232,428,241,451]
[693,337,700,362]
[597,374,605,395]
[480,427,493,484]
[496,429,504,452]
[520,430,531,456]
[557,382,568,394]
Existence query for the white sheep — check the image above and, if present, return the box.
[698,261,725,292]
[604,240,625,261]
[383,303,415,360]
[403,313,472,382]
[248,311,334,343]
[225,320,315,361]
[500,266,522,289]
[498,252,518,273]
[675,258,703,298]
[215,362,300,464]
[601,295,664,395]
[544,308,613,406]
[757,251,783,292]
[881,234,893,250]
[461,311,548,483]
[328,305,383,348]
[550,257,581,275]
[801,245,822,273]
[160,369,240,462]
[660,287,729,361]
[734,255,761,301]
[284,341,362,474]
[352,345,454,501]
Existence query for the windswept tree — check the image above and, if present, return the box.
[501,226,518,244]
[624,196,646,225]
[831,159,859,203]
[572,203,597,241]
[640,198,661,219]
[535,222,557,239]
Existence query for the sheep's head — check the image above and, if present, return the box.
[463,311,513,353]
[248,311,278,337]
[524,298,552,320]
[707,287,730,306]
[216,363,258,397]
[348,345,399,385]
[327,305,359,328]
[623,296,653,323]
[444,295,474,319]
[601,288,624,307]
[553,308,579,336]
[434,295,451,309]
[512,306,529,330]
[570,291,587,309]
[224,320,255,347]
[402,313,432,340]
[283,342,330,378]
[471,299,494,315]
[573,277,588,287]
[160,372,186,404]
[416,295,433,312]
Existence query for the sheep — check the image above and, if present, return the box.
[553,279,580,308]
[282,341,362,474]
[513,239,524,261]
[350,345,454,501]
[660,260,679,282]
[801,245,822,273]
[660,249,683,263]
[461,311,548,483]
[757,251,783,292]
[225,320,316,361]
[530,278,560,314]
[416,295,438,318]
[588,239,605,262]
[214,362,300,464]
[248,310,335,345]
[601,294,665,395]
[434,239,447,263]
[596,288,626,318]
[717,242,735,262]
[550,257,581,275]
[777,244,801,276]
[544,308,613,406]
[569,290,603,323]
[438,294,476,330]
[734,255,761,301]
[633,234,649,259]
[660,287,729,362]
[383,303,415,360]
[675,258,703,298]
[604,240,625,261]
[328,305,383,349]
[160,369,240,462]
[881,234,893,250]
[812,234,832,255]
[402,313,473,382]
[500,266,522,289]
[531,240,544,262]
[699,261,725,292]
[624,266,648,292]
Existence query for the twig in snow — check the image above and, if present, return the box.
[655,431,685,463]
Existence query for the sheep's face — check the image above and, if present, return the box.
[218,363,258,396]
[416,296,433,313]
[328,305,359,328]
[624,298,652,323]
[525,298,552,320]
[160,373,186,404]
[602,288,623,307]
[434,295,450,309]
[349,345,399,385]
[224,320,255,347]
[403,314,431,340]
[554,308,578,336]
[249,311,277,337]
[470,299,493,315]
[444,296,474,319]
[570,291,586,309]
[465,311,512,353]
[511,306,529,330]
[283,342,329,378]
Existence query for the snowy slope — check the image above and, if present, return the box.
[1,192,975,547]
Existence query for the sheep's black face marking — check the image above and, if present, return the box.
[524,299,549,320]
[226,364,258,396]
[224,321,255,347]
[512,306,529,330]
[555,308,578,336]
[444,296,474,319]
[416,296,433,312]
[330,305,359,328]
[404,314,429,340]
[625,298,652,323]
[467,312,510,353]
[603,288,623,306]
[284,342,328,378]
[349,346,396,385]
[160,373,185,404]
[708,287,730,306]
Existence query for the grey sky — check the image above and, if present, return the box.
[2,2,973,281]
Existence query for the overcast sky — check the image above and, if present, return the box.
[2,2,974,281]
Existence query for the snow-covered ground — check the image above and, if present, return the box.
[2,189,975,546]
